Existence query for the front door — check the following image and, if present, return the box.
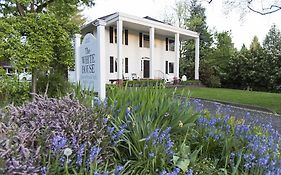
[143,60,150,78]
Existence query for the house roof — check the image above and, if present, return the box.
[81,12,199,39]
[143,16,172,26]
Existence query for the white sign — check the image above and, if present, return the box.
[78,33,105,100]
[79,34,98,90]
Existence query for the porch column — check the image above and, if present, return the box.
[175,33,180,80]
[117,20,123,80]
[74,34,81,82]
[195,37,200,80]
[96,20,106,100]
[150,27,155,79]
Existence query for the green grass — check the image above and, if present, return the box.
[173,87,281,115]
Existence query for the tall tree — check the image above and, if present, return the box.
[180,0,213,79]
[262,24,281,90]
[0,0,94,95]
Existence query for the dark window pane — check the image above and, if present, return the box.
[139,33,142,47]
[169,39,175,51]
[110,56,114,73]
[114,28,117,43]
[166,38,168,51]
[165,61,168,74]
[109,27,113,43]
[115,60,118,72]
[125,29,128,45]
[169,62,174,73]
[143,34,149,48]
[125,57,128,73]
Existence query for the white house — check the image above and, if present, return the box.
[74,12,200,84]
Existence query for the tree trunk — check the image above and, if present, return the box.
[31,69,37,100]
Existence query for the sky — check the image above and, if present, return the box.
[82,0,281,49]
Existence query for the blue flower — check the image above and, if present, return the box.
[40,166,47,175]
[76,143,85,166]
[88,145,101,164]
[149,152,155,158]
[186,169,193,175]
[52,135,67,151]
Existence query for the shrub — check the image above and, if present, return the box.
[0,76,30,105]
[37,71,71,98]
[125,79,165,87]
[0,95,114,174]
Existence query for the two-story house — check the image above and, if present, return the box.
[74,12,200,84]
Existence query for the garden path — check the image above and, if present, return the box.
[189,98,281,133]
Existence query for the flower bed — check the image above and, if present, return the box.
[1,87,280,175]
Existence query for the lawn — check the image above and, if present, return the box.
[174,87,281,115]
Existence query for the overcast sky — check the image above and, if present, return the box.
[82,0,281,49]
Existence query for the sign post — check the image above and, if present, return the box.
[75,20,106,100]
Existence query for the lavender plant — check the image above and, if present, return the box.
[0,95,113,174]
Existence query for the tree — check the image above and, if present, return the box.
[0,0,93,96]
[179,0,213,80]
[0,0,95,16]
[209,31,236,69]
[263,24,281,90]
[208,0,281,16]
[0,14,73,93]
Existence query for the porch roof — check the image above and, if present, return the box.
[82,12,199,40]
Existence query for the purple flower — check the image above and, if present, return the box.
[76,143,85,166]
[88,145,101,164]
[186,169,193,175]
[52,135,67,151]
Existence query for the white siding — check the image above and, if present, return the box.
[104,27,176,83]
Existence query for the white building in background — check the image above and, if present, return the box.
[74,12,200,84]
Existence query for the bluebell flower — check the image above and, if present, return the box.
[40,166,47,175]
[88,145,101,164]
[52,135,67,151]
[76,143,85,166]
[186,169,193,175]
[149,152,155,158]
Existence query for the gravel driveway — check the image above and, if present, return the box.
[189,98,281,133]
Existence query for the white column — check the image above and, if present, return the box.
[195,37,200,80]
[149,27,155,79]
[74,34,81,82]
[96,20,106,100]
[175,33,180,80]
[117,20,123,80]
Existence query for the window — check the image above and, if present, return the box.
[125,29,128,45]
[110,56,114,73]
[166,38,169,51]
[169,62,174,73]
[165,61,168,74]
[115,60,118,72]
[169,39,175,51]
[143,34,150,48]
[114,28,117,43]
[139,33,150,48]
[109,27,113,43]
[139,33,143,47]
[110,27,128,45]
[125,57,128,73]
[166,38,175,51]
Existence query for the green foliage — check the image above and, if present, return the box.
[224,25,281,91]
[0,13,74,93]
[125,79,165,87]
[0,76,30,105]
[179,80,201,86]
[106,87,199,174]
[179,0,213,81]
[36,71,71,98]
